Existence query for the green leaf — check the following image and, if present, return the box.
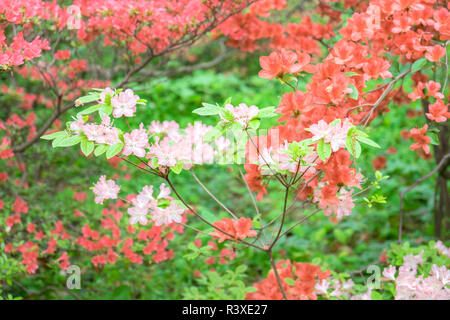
[77,104,103,116]
[357,136,381,148]
[348,84,358,100]
[258,107,277,119]
[346,136,361,158]
[223,97,232,106]
[371,291,383,300]
[235,265,247,273]
[428,132,439,145]
[54,135,83,148]
[248,119,260,130]
[220,108,234,121]
[151,157,159,168]
[94,144,108,157]
[75,93,100,106]
[170,161,183,174]
[41,131,66,140]
[193,104,221,116]
[252,214,261,229]
[284,278,295,286]
[345,72,359,77]
[354,129,368,138]
[411,58,427,73]
[99,104,113,116]
[80,139,95,156]
[334,229,347,244]
[317,140,331,161]
[106,143,124,159]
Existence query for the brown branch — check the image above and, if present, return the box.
[12,96,72,153]
[268,250,288,300]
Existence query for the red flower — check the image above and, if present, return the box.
[372,155,387,170]
[209,217,257,243]
[259,49,311,79]
[54,50,71,60]
[409,124,431,154]
[246,260,330,300]
[425,45,446,62]
[426,99,449,123]
[13,197,28,214]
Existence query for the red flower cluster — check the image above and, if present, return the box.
[244,0,449,210]
[209,217,257,243]
[246,260,330,300]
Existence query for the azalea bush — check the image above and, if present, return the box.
[1,0,449,300]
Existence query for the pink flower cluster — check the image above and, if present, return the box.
[111,89,139,118]
[148,121,229,170]
[313,184,356,221]
[382,250,450,300]
[221,103,259,128]
[123,123,149,157]
[127,184,184,227]
[308,119,353,152]
[93,175,120,204]
[71,114,121,146]
[256,141,318,177]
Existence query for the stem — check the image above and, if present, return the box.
[269,186,289,250]
[268,250,288,300]
[164,176,265,251]
[191,172,238,219]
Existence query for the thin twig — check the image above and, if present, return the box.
[191,171,238,219]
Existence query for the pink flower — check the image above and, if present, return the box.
[157,183,171,199]
[128,194,151,225]
[308,119,353,152]
[315,279,330,295]
[111,89,139,118]
[93,176,120,204]
[308,120,333,142]
[123,123,149,157]
[151,202,184,226]
[221,103,259,128]
[322,189,354,220]
[382,265,397,281]
[81,115,121,145]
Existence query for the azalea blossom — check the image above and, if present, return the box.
[221,103,259,128]
[209,217,257,243]
[308,119,353,152]
[111,89,139,118]
[425,99,449,123]
[151,202,184,226]
[123,123,149,157]
[93,176,120,204]
[409,124,431,154]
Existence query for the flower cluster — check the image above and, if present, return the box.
[209,217,257,243]
[92,176,120,204]
[246,260,331,300]
[127,184,184,227]
[382,250,450,300]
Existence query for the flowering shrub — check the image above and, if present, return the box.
[1,0,449,300]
